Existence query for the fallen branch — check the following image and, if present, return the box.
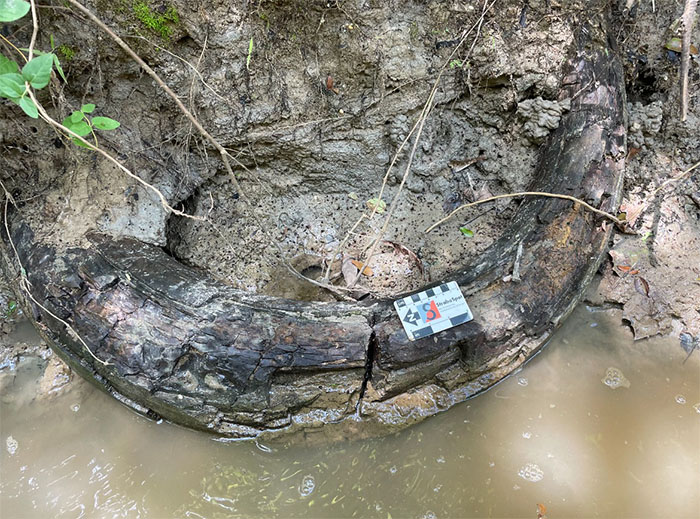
[425,191,623,233]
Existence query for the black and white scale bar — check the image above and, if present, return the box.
[393,281,473,341]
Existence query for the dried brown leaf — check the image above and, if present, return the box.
[350,259,374,276]
[618,201,644,228]
[341,255,359,286]
[634,276,650,298]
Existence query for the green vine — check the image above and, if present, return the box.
[0,1,120,144]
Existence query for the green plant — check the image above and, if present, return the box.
[57,44,76,62]
[366,198,386,214]
[132,1,179,40]
[246,36,254,71]
[0,2,120,144]
[61,103,120,147]
[4,300,17,319]
[0,0,29,22]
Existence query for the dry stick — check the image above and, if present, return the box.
[680,0,698,121]
[348,87,437,288]
[27,0,39,60]
[24,4,200,219]
[648,159,700,198]
[66,0,353,301]
[0,34,29,63]
[350,0,496,286]
[322,79,438,280]
[132,34,228,104]
[426,191,623,233]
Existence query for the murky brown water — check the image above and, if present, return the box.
[1,305,699,518]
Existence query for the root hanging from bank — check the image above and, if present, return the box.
[425,191,624,233]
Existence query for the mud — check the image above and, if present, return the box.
[587,1,700,347]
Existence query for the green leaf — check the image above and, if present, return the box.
[91,116,120,130]
[366,197,386,214]
[80,103,96,114]
[0,54,19,75]
[459,227,474,237]
[19,95,38,118]
[72,137,91,148]
[21,53,54,89]
[53,54,67,82]
[0,0,30,22]
[0,73,25,99]
[61,116,92,137]
[246,37,254,70]
[70,110,83,123]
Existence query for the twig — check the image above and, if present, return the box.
[425,191,623,233]
[27,0,39,60]
[649,159,700,197]
[349,87,437,287]
[0,34,29,62]
[130,34,228,104]
[680,0,698,121]
[29,90,204,221]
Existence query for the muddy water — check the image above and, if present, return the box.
[1,306,698,518]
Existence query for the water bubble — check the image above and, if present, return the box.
[389,465,397,474]
[694,403,700,414]
[601,367,630,389]
[421,511,437,519]
[71,403,80,412]
[522,431,532,439]
[517,377,528,387]
[675,395,686,405]
[518,463,544,482]
[299,475,315,497]
[6,435,18,455]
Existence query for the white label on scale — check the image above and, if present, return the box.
[393,281,473,341]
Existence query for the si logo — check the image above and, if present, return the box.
[417,299,441,323]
